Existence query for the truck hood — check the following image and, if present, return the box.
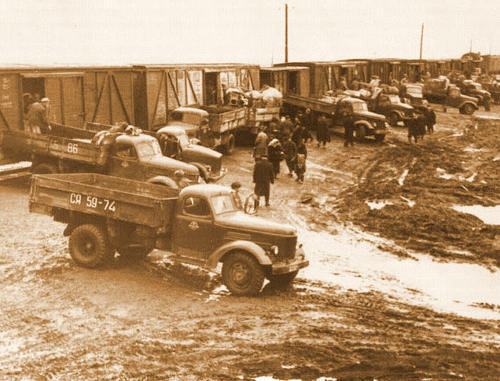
[144,155,200,177]
[394,102,414,111]
[356,110,386,121]
[461,94,479,103]
[183,145,222,172]
[215,211,296,236]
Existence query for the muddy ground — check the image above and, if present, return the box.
[0,105,499,380]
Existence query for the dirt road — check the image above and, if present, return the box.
[0,105,499,380]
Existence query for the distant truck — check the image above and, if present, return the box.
[151,126,226,182]
[1,127,201,188]
[346,89,414,127]
[399,83,430,111]
[423,78,479,115]
[166,106,246,154]
[456,80,492,110]
[284,95,388,141]
[29,173,309,296]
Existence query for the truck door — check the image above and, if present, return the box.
[172,195,219,260]
[107,142,145,181]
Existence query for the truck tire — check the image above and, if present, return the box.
[462,103,475,115]
[69,224,113,268]
[354,124,366,141]
[117,246,153,260]
[388,112,400,127]
[224,134,235,155]
[33,162,58,174]
[267,271,298,291]
[222,251,265,296]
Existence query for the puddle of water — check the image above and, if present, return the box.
[452,205,500,225]
[297,228,500,320]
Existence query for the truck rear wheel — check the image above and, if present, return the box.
[267,271,298,291]
[222,251,265,296]
[224,134,235,155]
[33,162,58,174]
[69,224,113,268]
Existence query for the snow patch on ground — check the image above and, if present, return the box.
[398,169,409,186]
[452,205,500,225]
[366,200,392,210]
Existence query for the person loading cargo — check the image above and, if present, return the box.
[27,97,51,134]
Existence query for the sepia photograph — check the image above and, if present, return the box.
[0,0,499,379]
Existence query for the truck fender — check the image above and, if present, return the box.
[354,120,373,130]
[206,240,272,269]
[188,162,208,183]
[458,101,478,110]
[146,176,179,190]
[391,110,406,120]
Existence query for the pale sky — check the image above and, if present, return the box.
[0,0,498,66]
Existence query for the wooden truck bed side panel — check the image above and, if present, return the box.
[29,173,177,228]
[207,107,247,134]
[4,130,100,164]
[284,95,337,114]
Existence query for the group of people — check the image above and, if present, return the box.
[404,107,436,143]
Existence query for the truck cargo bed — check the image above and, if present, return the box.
[29,173,178,228]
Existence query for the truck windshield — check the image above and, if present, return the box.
[211,194,237,214]
[351,102,368,112]
[177,133,191,149]
[135,140,163,159]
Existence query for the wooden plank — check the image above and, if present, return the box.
[91,73,108,122]
[110,73,131,123]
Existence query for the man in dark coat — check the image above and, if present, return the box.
[267,138,282,178]
[316,115,329,147]
[343,112,355,147]
[253,156,274,207]
[423,107,436,134]
[300,108,314,143]
[404,114,419,143]
[282,136,297,177]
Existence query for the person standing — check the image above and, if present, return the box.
[253,156,274,207]
[27,97,51,134]
[267,138,282,178]
[282,136,297,177]
[316,114,329,147]
[301,108,314,143]
[424,107,436,134]
[254,127,268,159]
[343,111,355,147]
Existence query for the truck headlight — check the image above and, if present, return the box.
[270,245,279,255]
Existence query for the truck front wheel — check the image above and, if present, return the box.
[354,125,366,141]
[222,251,265,296]
[267,271,298,291]
[462,103,475,115]
[69,224,113,268]
[388,113,400,127]
[224,134,235,155]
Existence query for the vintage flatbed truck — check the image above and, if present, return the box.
[29,173,309,295]
[166,106,246,154]
[284,95,388,141]
[1,127,201,188]
[423,78,479,115]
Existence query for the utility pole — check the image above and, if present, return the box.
[419,23,424,62]
[285,3,288,63]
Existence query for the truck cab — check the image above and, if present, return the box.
[333,97,388,141]
[154,126,226,182]
[370,92,414,127]
[107,133,201,186]
[170,184,308,294]
[167,107,209,138]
